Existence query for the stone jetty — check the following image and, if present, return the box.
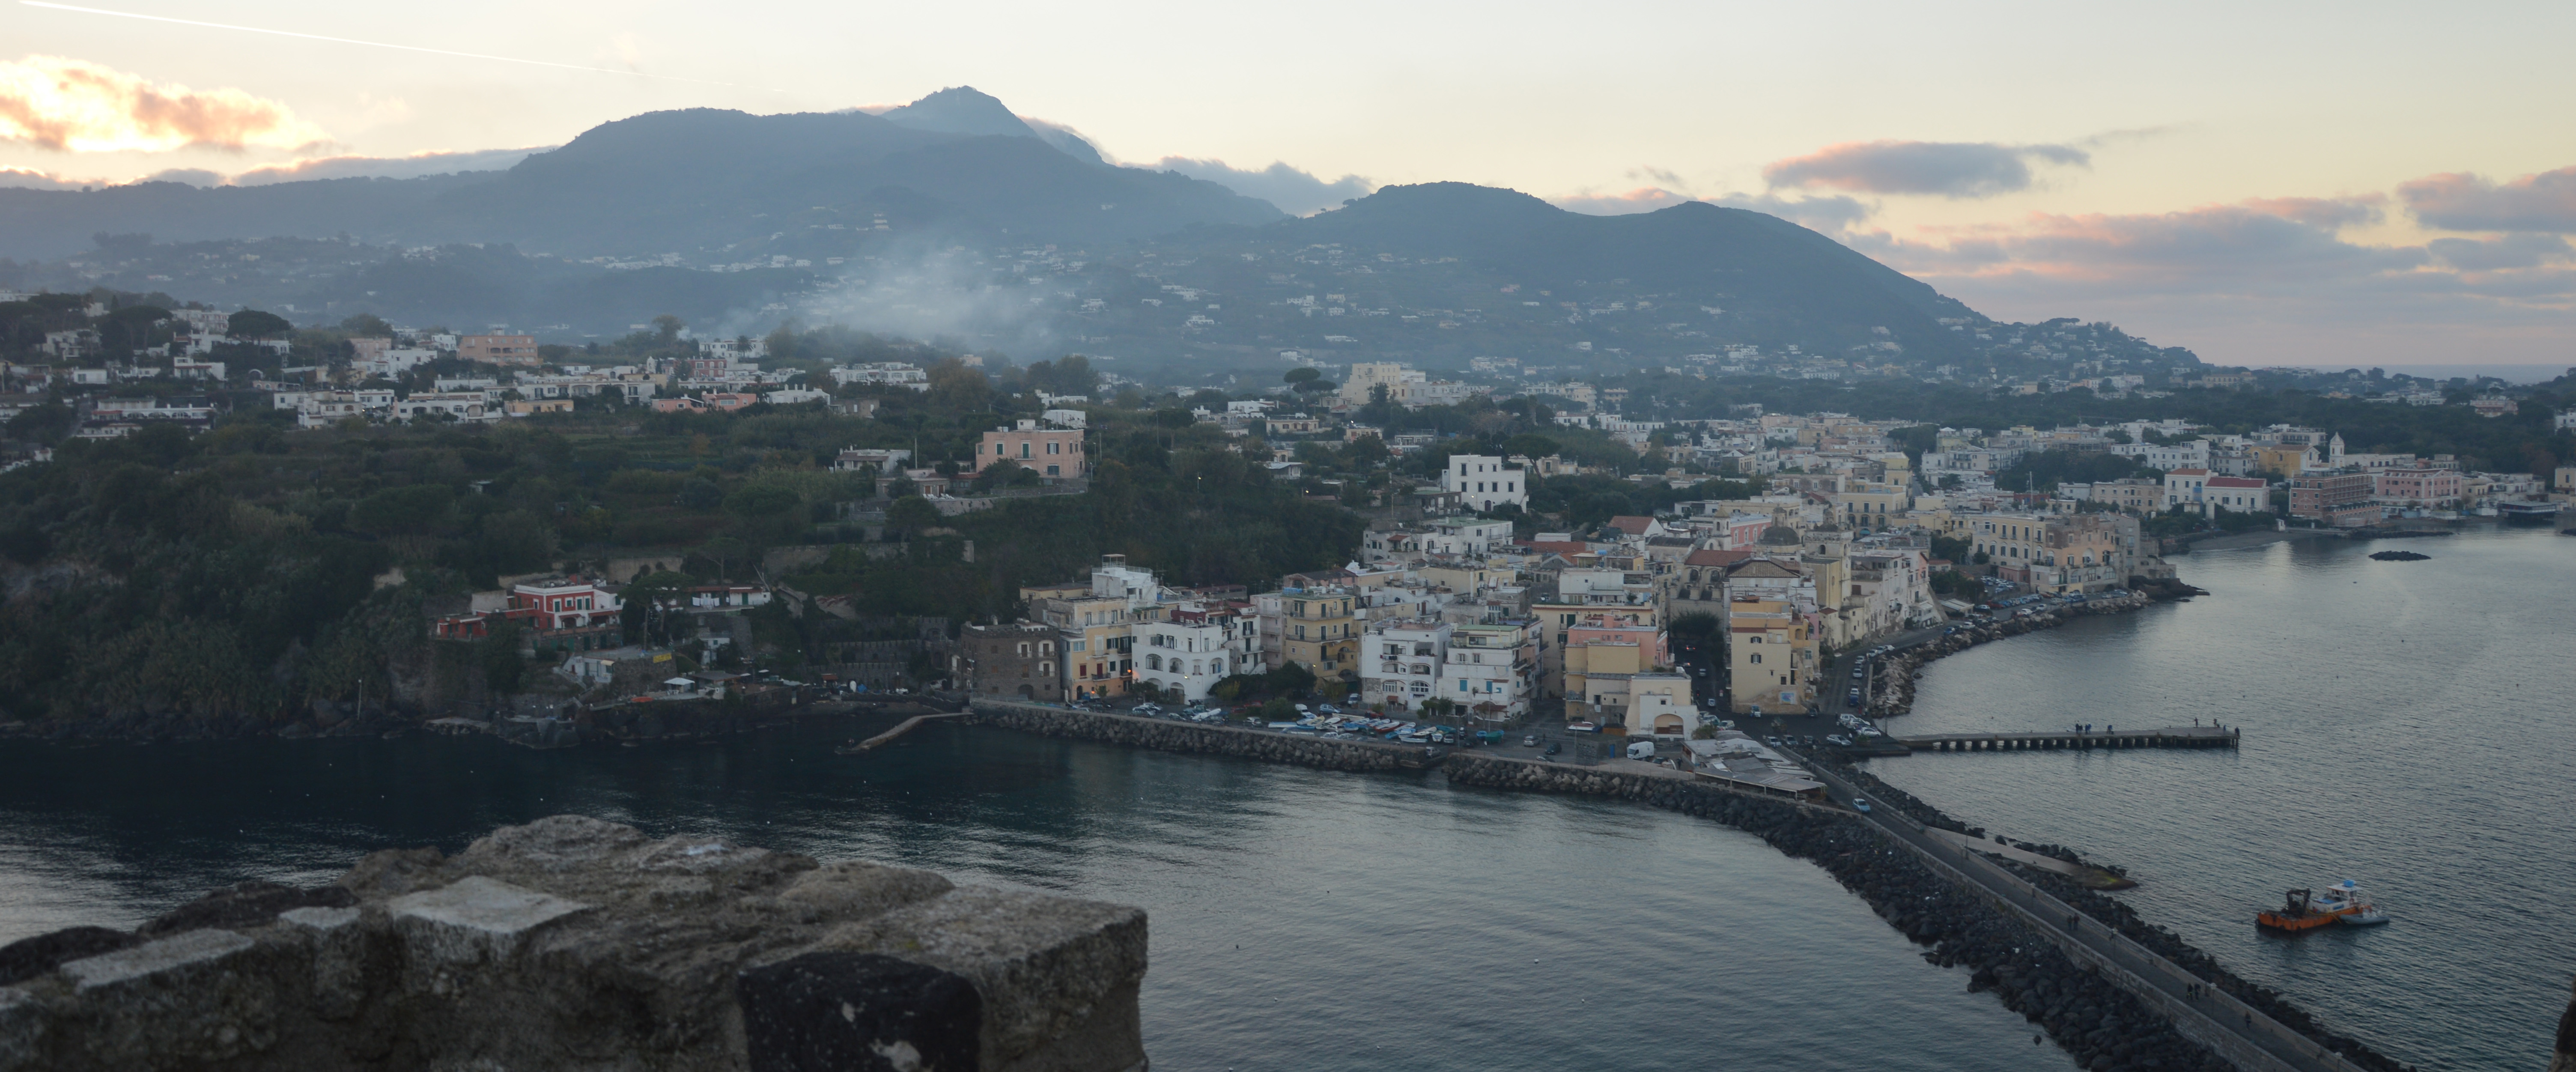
[0,816,1148,1072]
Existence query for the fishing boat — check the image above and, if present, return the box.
[2256,880,2387,932]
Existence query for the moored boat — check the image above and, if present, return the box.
[2257,879,2387,932]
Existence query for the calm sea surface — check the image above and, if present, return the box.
[1864,525,2576,1072]
[0,708,2070,1069]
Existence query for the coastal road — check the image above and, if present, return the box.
[1786,751,2369,1072]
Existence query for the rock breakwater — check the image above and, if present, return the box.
[1441,754,2232,1071]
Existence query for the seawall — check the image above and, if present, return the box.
[0,816,1149,1072]
[962,702,1433,771]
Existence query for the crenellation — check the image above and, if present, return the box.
[0,816,1151,1072]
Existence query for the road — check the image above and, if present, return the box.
[1788,750,2367,1072]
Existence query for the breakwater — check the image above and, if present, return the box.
[962,702,1431,771]
[1829,761,2411,1072]
[1439,753,2239,1072]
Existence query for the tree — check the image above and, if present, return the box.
[699,535,751,578]
[1283,367,1322,387]
[337,313,392,337]
[228,309,293,339]
[348,484,455,536]
[652,315,686,343]
[621,570,696,644]
[479,622,527,696]
[1501,433,1559,459]
[886,495,941,538]
[926,358,989,411]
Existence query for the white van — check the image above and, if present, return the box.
[1625,740,1657,760]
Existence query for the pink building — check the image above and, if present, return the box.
[2374,467,2462,507]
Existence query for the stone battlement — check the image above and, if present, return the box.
[0,816,1148,1072]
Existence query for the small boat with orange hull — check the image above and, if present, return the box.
[2257,880,2387,932]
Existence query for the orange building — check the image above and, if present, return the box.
[977,420,1087,477]
[459,333,539,365]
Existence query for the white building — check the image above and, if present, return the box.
[1134,607,1255,703]
[1441,454,1527,513]
[393,392,497,423]
[830,362,930,390]
[1363,618,1452,712]
[1442,621,1534,720]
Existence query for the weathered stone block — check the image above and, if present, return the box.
[832,887,1148,1072]
[277,906,364,1020]
[0,817,1149,1072]
[389,874,594,991]
[54,929,280,1068]
[738,951,982,1072]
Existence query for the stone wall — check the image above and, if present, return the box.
[0,816,1148,1072]
[964,702,1432,772]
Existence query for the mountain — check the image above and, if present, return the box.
[0,95,1272,260]
[1104,182,1989,364]
[877,85,1112,167]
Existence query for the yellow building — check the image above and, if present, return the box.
[1726,594,1815,714]
[1280,588,1359,675]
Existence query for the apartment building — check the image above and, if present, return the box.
[1726,594,1814,714]
[1362,618,1452,712]
[1133,605,1254,703]
[957,623,1065,703]
[2289,470,2381,527]
[976,420,1087,477]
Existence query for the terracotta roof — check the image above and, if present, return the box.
[1526,541,1589,555]
[1606,515,1654,535]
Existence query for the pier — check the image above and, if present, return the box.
[1895,725,2238,752]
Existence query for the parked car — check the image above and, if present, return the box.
[1521,735,1538,747]
[1853,797,1873,813]
[1544,741,1562,756]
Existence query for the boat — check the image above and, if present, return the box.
[2256,879,2386,932]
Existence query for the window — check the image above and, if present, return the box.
[1749,653,1762,664]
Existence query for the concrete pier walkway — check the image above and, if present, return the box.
[1897,725,2239,752]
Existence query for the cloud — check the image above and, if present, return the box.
[1550,187,1873,234]
[1764,140,2089,198]
[228,146,549,185]
[1551,187,1692,215]
[2426,233,2574,271]
[1843,193,2576,366]
[1151,157,1374,216]
[0,55,325,152]
[0,165,82,190]
[1869,197,2411,291]
[2399,166,2576,233]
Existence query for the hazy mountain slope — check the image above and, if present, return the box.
[1252,182,1981,358]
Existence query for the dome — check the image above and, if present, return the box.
[1758,523,1802,546]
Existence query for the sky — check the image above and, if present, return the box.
[2,0,2573,371]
